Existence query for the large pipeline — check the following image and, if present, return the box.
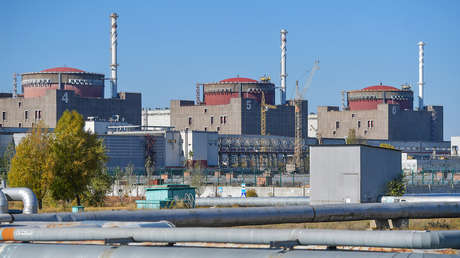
[10,202,460,226]
[196,197,310,207]
[1,227,460,249]
[382,195,460,203]
[0,244,455,258]
[1,188,38,214]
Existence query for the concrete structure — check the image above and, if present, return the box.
[318,84,443,141]
[310,145,401,204]
[171,77,307,137]
[85,118,132,135]
[21,67,104,98]
[181,130,218,167]
[142,108,170,127]
[452,136,460,156]
[0,67,141,129]
[308,113,317,138]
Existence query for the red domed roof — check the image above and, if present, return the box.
[40,67,85,73]
[220,77,258,83]
[362,85,400,91]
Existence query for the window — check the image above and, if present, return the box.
[224,116,227,124]
[204,109,207,113]
[18,102,22,108]
[204,127,207,132]
[2,112,6,121]
[35,110,38,120]
[210,116,214,125]
[220,116,224,124]
[188,117,192,126]
[352,113,356,118]
[25,110,28,120]
[38,111,42,120]
[367,120,374,128]
[357,120,361,128]
[335,121,340,129]
[18,123,22,128]
[217,127,220,131]
[332,130,336,135]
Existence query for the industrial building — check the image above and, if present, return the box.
[0,13,141,129]
[452,137,460,156]
[142,108,171,127]
[170,77,308,137]
[310,144,402,204]
[317,42,443,142]
[0,67,141,128]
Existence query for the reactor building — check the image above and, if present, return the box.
[0,67,141,128]
[317,41,443,142]
[170,77,308,138]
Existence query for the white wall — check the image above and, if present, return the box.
[452,136,460,156]
[142,109,170,127]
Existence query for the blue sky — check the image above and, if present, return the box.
[1,0,459,140]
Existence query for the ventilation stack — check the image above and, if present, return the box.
[280,29,287,105]
[110,13,119,98]
[12,73,17,98]
[418,41,425,110]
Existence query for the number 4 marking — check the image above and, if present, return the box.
[62,92,69,104]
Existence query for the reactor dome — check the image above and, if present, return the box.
[21,67,105,98]
[202,77,275,105]
[347,84,413,111]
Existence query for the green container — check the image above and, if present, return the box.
[72,206,84,213]
[136,184,195,209]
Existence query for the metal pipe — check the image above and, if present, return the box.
[280,29,287,105]
[1,188,38,214]
[418,41,425,110]
[6,220,175,229]
[382,195,460,203]
[0,190,8,213]
[0,244,448,258]
[196,197,310,207]
[1,227,460,249]
[11,202,460,226]
[110,12,118,98]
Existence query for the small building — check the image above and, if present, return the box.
[136,184,195,209]
[452,137,460,156]
[310,144,401,204]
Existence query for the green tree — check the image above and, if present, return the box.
[8,122,51,209]
[82,169,113,207]
[47,110,107,205]
[1,140,16,181]
[386,174,406,196]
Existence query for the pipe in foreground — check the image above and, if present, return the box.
[6,220,175,229]
[0,244,451,258]
[0,191,8,213]
[1,227,460,250]
[196,197,310,207]
[1,188,38,214]
[11,202,460,227]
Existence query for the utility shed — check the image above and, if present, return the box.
[310,144,401,204]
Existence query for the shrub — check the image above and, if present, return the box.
[386,174,405,196]
[246,188,258,197]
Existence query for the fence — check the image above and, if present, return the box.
[404,170,460,185]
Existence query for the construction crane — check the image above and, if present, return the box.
[260,91,277,136]
[294,60,319,172]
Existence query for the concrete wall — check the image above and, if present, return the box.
[0,89,141,128]
[142,108,170,127]
[451,136,460,156]
[317,103,443,141]
[170,97,307,138]
[310,145,401,204]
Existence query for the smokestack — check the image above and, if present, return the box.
[418,41,425,110]
[12,73,17,98]
[110,13,119,98]
[280,29,287,105]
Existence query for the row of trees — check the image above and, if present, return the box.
[7,110,110,209]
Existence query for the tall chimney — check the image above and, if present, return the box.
[110,13,119,98]
[280,29,288,105]
[418,41,425,110]
[12,73,17,98]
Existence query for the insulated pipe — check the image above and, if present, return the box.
[7,220,175,229]
[0,191,8,213]
[0,244,448,258]
[196,197,310,207]
[381,195,460,203]
[11,202,460,226]
[1,227,460,249]
[1,188,38,214]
